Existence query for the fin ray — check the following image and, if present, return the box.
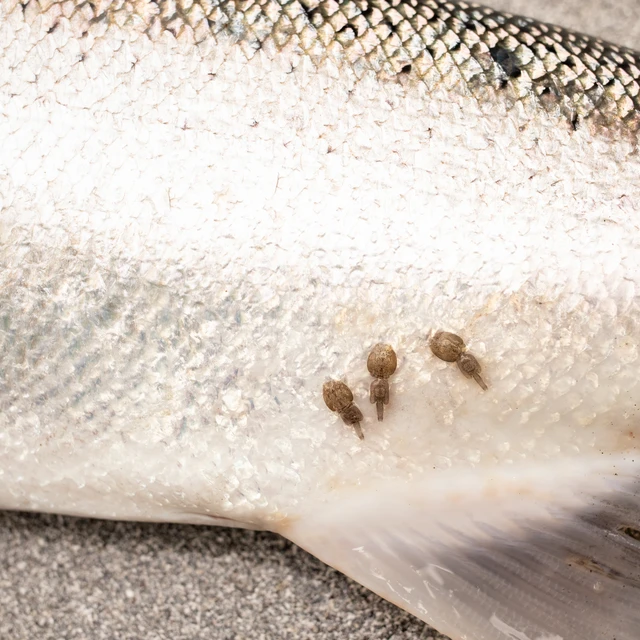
[283,457,640,640]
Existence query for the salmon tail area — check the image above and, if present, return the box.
[281,457,640,640]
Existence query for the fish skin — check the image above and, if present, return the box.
[488,0,640,51]
[1,0,640,639]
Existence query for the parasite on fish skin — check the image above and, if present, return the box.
[430,331,488,390]
[322,380,365,440]
[367,343,397,421]
[429,331,465,362]
[457,352,488,391]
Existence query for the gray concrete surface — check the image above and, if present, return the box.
[0,512,440,640]
[1,1,638,639]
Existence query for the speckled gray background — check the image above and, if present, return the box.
[1,1,638,639]
[0,512,439,640]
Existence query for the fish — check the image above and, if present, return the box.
[1,0,639,638]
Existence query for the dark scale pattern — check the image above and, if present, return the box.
[68,0,640,135]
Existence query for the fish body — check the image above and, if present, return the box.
[0,0,639,638]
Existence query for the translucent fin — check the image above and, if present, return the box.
[283,457,640,640]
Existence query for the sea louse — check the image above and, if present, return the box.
[323,380,365,439]
[367,343,398,421]
[430,331,488,390]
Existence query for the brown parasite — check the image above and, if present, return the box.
[322,380,365,440]
[429,331,488,390]
[367,343,398,421]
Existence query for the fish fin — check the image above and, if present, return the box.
[283,457,640,640]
